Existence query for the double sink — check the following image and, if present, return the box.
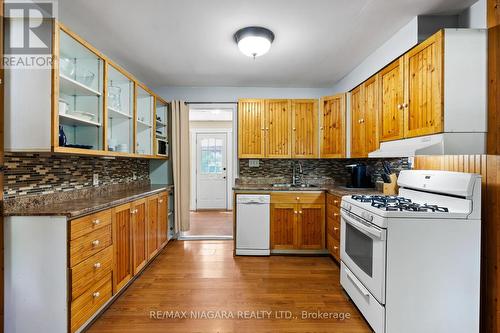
[272,183,319,189]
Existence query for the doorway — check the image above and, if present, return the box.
[195,133,227,209]
[181,103,237,239]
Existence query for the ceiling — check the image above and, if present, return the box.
[59,0,477,88]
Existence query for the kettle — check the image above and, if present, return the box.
[346,164,373,188]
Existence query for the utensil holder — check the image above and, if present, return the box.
[383,174,398,195]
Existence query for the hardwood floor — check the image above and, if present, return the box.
[184,211,233,236]
[87,240,371,333]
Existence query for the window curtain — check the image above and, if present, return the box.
[171,100,190,232]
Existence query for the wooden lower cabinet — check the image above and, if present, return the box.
[158,192,169,248]
[326,193,342,262]
[270,192,325,250]
[131,199,147,275]
[147,195,159,259]
[112,203,133,292]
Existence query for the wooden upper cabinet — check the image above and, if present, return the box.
[364,76,380,153]
[350,86,365,158]
[112,204,133,293]
[131,199,147,275]
[404,30,444,138]
[265,99,292,158]
[320,94,346,158]
[488,0,500,28]
[238,99,265,158]
[291,99,318,158]
[379,58,405,142]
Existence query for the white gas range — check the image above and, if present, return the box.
[339,170,481,333]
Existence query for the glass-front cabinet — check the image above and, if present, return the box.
[107,64,134,153]
[136,85,154,156]
[155,98,169,157]
[58,28,104,151]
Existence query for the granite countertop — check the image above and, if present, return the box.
[233,184,381,197]
[4,184,174,219]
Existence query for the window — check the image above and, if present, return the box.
[200,138,223,174]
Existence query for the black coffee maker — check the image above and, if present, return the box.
[346,164,373,188]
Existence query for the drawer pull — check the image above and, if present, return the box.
[334,227,339,231]
[93,291,101,298]
[92,240,100,247]
[92,219,100,226]
[334,213,339,217]
[296,197,300,200]
[94,262,101,269]
[159,200,163,203]
[334,246,338,250]
[334,200,339,204]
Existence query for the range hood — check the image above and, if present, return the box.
[368,133,486,158]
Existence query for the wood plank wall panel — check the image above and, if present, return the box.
[291,99,318,158]
[488,25,500,154]
[266,100,292,158]
[488,0,500,28]
[414,155,497,333]
[238,99,265,158]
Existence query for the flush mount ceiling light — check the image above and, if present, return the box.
[234,26,275,59]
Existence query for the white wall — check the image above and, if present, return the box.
[329,17,419,94]
[459,0,487,29]
[154,86,330,103]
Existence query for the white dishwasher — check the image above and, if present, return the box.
[236,194,270,256]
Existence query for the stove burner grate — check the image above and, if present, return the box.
[351,195,449,213]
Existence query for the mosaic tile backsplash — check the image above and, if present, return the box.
[238,158,411,185]
[4,152,150,200]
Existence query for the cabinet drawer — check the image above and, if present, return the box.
[326,216,341,240]
[71,273,112,333]
[327,204,340,220]
[70,225,112,267]
[327,194,341,208]
[70,210,112,240]
[271,192,325,204]
[70,246,113,300]
[327,234,340,261]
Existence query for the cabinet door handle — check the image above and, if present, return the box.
[333,246,339,250]
[92,240,100,247]
[397,104,403,110]
[299,211,302,214]
[334,227,339,231]
[94,262,101,269]
[159,200,163,203]
[93,292,101,298]
[294,211,298,214]
[92,219,100,226]
[296,197,300,200]
[403,103,408,108]
[334,213,339,217]
[334,200,339,204]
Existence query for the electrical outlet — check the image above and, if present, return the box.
[132,172,137,180]
[93,173,99,186]
[249,159,260,168]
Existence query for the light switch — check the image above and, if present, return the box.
[249,160,260,167]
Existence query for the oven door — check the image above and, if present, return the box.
[340,209,386,304]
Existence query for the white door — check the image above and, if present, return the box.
[196,133,227,209]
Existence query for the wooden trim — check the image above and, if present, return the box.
[52,146,167,160]
[102,60,108,152]
[488,0,500,28]
[133,82,138,154]
[488,25,500,154]
[51,20,60,150]
[153,96,157,156]
[58,22,107,60]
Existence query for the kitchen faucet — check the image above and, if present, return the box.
[292,161,304,186]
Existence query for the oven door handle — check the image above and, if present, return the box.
[341,210,385,240]
[345,266,370,297]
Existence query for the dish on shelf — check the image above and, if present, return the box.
[67,111,95,121]
[75,68,95,87]
[60,56,75,77]
[58,99,70,115]
[63,144,93,149]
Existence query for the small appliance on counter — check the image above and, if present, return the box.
[346,164,373,188]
